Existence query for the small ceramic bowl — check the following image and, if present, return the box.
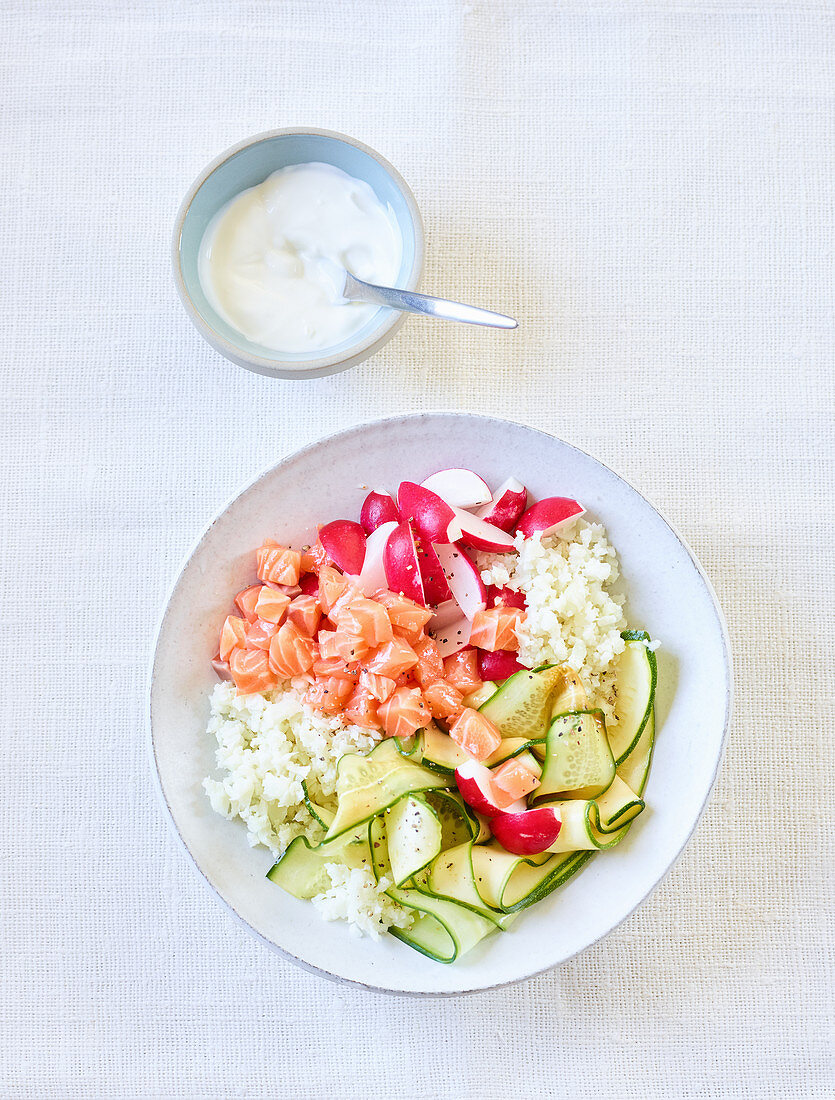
[172,128,424,379]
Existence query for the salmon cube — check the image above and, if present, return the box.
[469,607,521,652]
[422,679,464,720]
[268,622,316,678]
[219,615,248,661]
[245,617,279,651]
[234,585,263,623]
[312,654,360,682]
[211,652,232,681]
[448,708,502,761]
[412,635,445,688]
[359,669,397,703]
[331,629,372,663]
[316,630,344,661]
[365,637,419,679]
[443,649,483,696]
[333,597,393,648]
[342,686,380,729]
[377,686,431,739]
[229,647,277,695]
[300,539,331,575]
[254,587,290,625]
[318,566,348,614]
[286,595,322,637]
[256,541,302,586]
[373,590,433,644]
[491,758,541,805]
[307,676,353,716]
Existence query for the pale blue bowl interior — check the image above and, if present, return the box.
[178,133,420,363]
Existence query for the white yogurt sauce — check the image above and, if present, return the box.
[197,163,403,355]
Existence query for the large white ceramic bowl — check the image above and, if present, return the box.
[149,413,732,995]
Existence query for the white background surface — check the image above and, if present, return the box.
[2,1,833,1097]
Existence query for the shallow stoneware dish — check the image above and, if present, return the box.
[173,128,424,379]
[149,413,732,995]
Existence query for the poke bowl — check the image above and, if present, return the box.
[148,412,731,995]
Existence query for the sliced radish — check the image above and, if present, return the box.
[417,539,452,604]
[429,599,464,631]
[360,490,399,534]
[319,520,367,575]
[384,522,427,606]
[477,648,526,681]
[454,761,525,819]
[491,806,562,855]
[515,497,585,540]
[298,573,319,597]
[432,615,472,657]
[420,468,492,509]
[448,508,516,553]
[475,477,527,531]
[356,520,398,596]
[432,543,487,620]
[487,585,526,610]
[397,481,457,545]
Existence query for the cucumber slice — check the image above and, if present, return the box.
[386,795,443,886]
[549,667,588,716]
[469,842,587,912]
[462,681,498,709]
[420,724,470,773]
[422,788,480,847]
[425,842,511,927]
[607,632,657,765]
[479,664,569,740]
[484,736,546,766]
[617,707,655,796]
[301,779,335,829]
[324,739,445,841]
[544,776,644,853]
[266,823,371,899]
[535,710,615,801]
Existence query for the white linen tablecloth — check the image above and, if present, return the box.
[2,1,833,1096]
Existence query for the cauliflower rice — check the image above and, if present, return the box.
[205,518,633,938]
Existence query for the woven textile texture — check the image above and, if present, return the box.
[1,1,833,1097]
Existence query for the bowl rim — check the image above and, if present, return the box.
[171,127,425,379]
[147,411,734,995]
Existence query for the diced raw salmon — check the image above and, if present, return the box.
[332,597,393,649]
[306,676,353,716]
[256,541,302,586]
[373,590,433,644]
[317,630,342,661]
[234,585,263,623]
[422,679,464,720]
[254,587,290,625]
[342,686,380,729]
[365,637,419,679]
[264,581,301,599]
[443,649,483,696]
[377,686,430,739]
[268,621,316,678]
[219,615,248,661]
[469,607,521,652]
[490,757,541,805]
[412,635,445,688]
[318,566,348,614]
[229,647,277,695]
[300,539,331,574]
[245,617,279,651]
[359,669,397,703]
[448,708,502,761]
[286,595,322,637]
[331,629,372,663]
[211,652,232,681]
[312,654,360,682]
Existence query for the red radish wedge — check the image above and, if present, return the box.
[515,497,585,540]
[384,522,427,606]
[319,520,367,575]
[356,520,398,596]
[360,490,399,534]
[477,648,526,681]
[487,585,526,610]
[429,599,464,631]
[475,477,527,531]
[491,806,562,855]
[432,615,472,657]
[432,543,487,620]
[298,573,319,597]
[449,508,516,553]
[421,468,492,509]
[454,761,525,818]
[397,482,457,545]
[417,539,453,604]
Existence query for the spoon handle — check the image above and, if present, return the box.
[343,272,517,330]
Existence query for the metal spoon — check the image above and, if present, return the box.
[338,269,517,330]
